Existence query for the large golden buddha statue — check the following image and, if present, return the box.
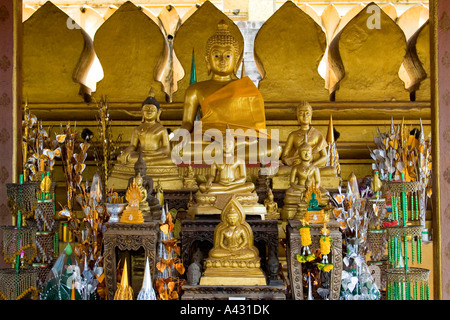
[200,196,266,285]
[172,20,279,164]
[187,136,266,218]
[108,93,183,190]
[273,101,340,189]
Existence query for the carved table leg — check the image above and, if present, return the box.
[329,233,342,300]
[287,224,304,300]
[103,235,116,301]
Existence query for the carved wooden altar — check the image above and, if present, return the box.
[286,219,342,300]
[103,222,159,300]
[180,218,280,283]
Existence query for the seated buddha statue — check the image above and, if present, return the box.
[274,101,339,189]
[198,137,254,194]
[108,92,183,190]
[189,136,266,218]
[172,20,280,165]
[281,139,330,220]
[127,152,160,208]
[200,196,266,286]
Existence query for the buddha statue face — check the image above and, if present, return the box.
[205,21,241,76]
[299,144,313,162]
[226,209,239,226]
[208,44,237,76]
[297,103,312,126]
[135,173,143,186]
[142,104,159,123]
[223,136,235,155]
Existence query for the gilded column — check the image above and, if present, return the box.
[431,0,450,300]
[0,0,22,268]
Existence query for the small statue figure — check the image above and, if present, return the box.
[129,152,160,204]
[274,101,339,190]
[135,173,151,214]
[198,136,255,194]
[183,165,198,189]
[120,178,144,223]
[186,248,204,286]
[208,202,259,261]
[264,188,279,219]
[200,196,266,285]
[307,192,321,211]
[154,180,164,206]
[282,139,329,220]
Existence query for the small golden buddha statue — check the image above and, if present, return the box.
[135,173,151,215]
[281,139,329,220]
[172,20,279,164]
[198,137,255,194]
[264,188,279,219]
[188,136,266,218]
[183,165,198,189]
[120,178,145,223]
[274,102,339,189]
[108,92,183,190]
[200,196,266,286]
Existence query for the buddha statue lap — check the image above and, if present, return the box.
[200,196,266,286]
[281,139,330,220]
[187,136,266,218]
[171,20,280,166]
[107,93,183,190]
[273,102,340,190]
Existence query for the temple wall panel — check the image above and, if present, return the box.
[172,0,244,102]
[254,1,329,102]
[21,0,433,248]
[92,1,166,103]
[23,1,95,103]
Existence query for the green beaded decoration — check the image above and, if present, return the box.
[418,238,422,264]
[410,192,414,221]
[414,192,419,221]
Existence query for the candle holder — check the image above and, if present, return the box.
[105,202,127,223]
[0,225,36,266]
[385,181,421,225]
[35,231,55,264]
[367,229,387,262]
[35,200,56,232]
[6,182,39,221]
[0,268,39,300]
[386,267,430,300]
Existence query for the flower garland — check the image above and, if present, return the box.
[317,217,334,272]
[296,219,315,263]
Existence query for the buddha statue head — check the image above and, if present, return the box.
[296,101,313,127]
[134,152,147,177]
[298,134,313,163]
[221,196,245,226]
[205,20,242,77]
[141,89,161,123]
